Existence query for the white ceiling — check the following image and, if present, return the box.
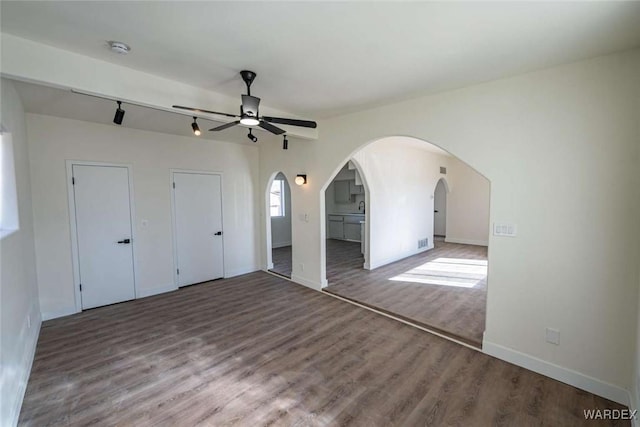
[2,2,640,119]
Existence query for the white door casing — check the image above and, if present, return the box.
[172,172,224,287]
[72,164,136,310]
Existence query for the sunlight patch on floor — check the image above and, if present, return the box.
[389,257,488,288]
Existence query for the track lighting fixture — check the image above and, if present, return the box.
[191,117,201,136]
[282,135,288,150]
[247,129,257,143]
[113,101,125,125]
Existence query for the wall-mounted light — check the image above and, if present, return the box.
[113,101,125,125]
[295,174,307,186]
[191,117,201,136]
[283,135,288,150]
[247,129,257,142]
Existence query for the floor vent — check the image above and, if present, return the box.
[418,238,429,249]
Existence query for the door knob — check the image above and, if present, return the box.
[117,238,131,244]
[214,231,223,236]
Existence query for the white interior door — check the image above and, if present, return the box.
[173,172,224,286]
[73,165,135,309]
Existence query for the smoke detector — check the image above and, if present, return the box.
[108,41,131,55]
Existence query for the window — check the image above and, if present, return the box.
[1,130,20,238]
[270,179,285,217]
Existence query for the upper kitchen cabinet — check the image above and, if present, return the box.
[349,180,364,195]
[334,180,351,204]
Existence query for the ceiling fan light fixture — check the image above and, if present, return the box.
[240,116,260,126]
[191,117,201,136]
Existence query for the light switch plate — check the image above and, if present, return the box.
[493,222,517,237]
[545,328,560,345]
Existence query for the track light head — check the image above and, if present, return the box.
[247,129,257,143]
[191,117,201,136]
[283,135,288,150]
[113,101,125,125]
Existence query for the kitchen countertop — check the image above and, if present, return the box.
[329,212,365,216]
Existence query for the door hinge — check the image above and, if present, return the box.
[79,284,82,291]
[72,177,75,185]
[172,182,175,189]
[177,268,180,275]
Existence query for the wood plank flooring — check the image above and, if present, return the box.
[325,239,487,347]
[271,245,292,277]
[20,272,628,426]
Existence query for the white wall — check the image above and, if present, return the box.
[352,137,449,269]
[26,114,260,319]
[445,157,490,246]
[258,50,640,402]
[0,79,41,426]
[270,172,291,248]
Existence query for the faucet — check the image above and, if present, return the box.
[358,201,366,214]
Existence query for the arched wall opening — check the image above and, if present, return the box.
[265,171,293,278]
[319,135,491,347]
[433,177,450,239]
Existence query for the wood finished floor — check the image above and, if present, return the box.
[20,272,628,426]
[325,239,487,347]
[271,245,292,277]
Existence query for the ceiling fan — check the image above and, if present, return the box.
[172,70,317,138]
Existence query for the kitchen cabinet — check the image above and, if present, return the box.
[349,180,364,195]
[334,180,351,204]
[328,215,344,239]
[327,214,364,241]
[344,223,360,240]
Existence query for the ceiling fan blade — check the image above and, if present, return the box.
[262,116,317,129]
[241,95,261,117]
[258,121,286,135]
[209,121,240,131]
[173,105,238,118]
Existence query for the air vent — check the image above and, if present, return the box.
[418,238,429,249]
[440,166,447,174]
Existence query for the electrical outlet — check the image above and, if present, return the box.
[300,263,305,272]
[27,314,31,329]
[545,328,560,345]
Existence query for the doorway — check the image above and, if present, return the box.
[172,171,224,287]
[324,161,368,283]
[269,173,292,277]
[68,163,136,310]
[434,178,447,240]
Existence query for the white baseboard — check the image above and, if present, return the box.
[272,241,291,249]
[137,284,177,299]
[484,341,629,406]
[445,237,488,246]
[267,262,274,270]
[369,247,430,270]
[291,274,322,291]
[8,305,41,427]
[224,265,260,278]
[41,306,77,321]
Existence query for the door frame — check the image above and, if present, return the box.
[170,169,225,288]
[66,160,138,313]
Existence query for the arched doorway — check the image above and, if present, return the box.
[321,136,490,348]
[267,172,292,277]
[323,160,370,284]
[433,178,448,241]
